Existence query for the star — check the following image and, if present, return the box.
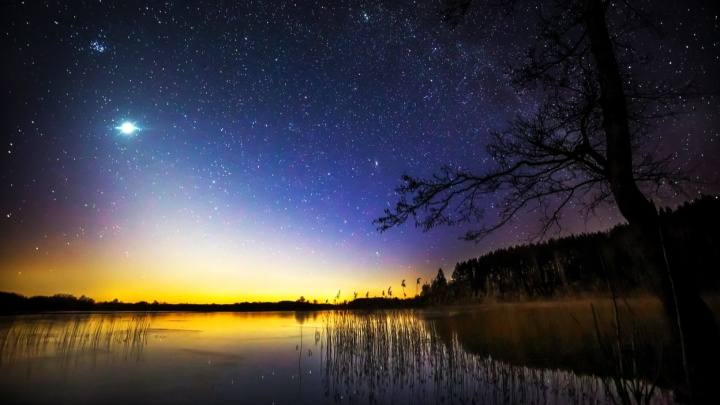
[2,0,718,307]
[116,122,139,135]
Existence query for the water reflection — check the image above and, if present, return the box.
[1,312,324,405]
[0,313,149,367]
[295,311,320,325]
[321,310,677,405]
[0,309,678,404]
[429,299,673,383]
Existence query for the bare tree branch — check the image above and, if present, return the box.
[375,0,691,243]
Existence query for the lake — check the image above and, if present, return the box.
[1,299,681,404]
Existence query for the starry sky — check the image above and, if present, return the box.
[2,0,719,304]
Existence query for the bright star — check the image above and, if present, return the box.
[116,122,139,135]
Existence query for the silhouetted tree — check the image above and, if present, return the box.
[421,283,431,297]
[428,268,451,303]
[433,269,447,289]
[375,1,718,399]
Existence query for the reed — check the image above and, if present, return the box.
[0,313,151,366]
[321,309,676,405]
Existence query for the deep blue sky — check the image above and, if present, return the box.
[1,0,718,303]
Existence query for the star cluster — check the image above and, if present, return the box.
[1,0,718,303]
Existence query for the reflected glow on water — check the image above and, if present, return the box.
[1,313,149,366]
[0,309,676,404]
[1,312,326,405]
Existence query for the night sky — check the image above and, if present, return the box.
[2,0,718,304]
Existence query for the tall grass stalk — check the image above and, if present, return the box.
[322,309,674,405]
[0,313,150,366]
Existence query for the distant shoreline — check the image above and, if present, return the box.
[3,291,718,318]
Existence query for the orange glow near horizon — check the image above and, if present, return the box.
[0,198,458,305]
[1,272,419,305]
[0,231,433,305]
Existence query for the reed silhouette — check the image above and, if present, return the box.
[320,309,676,405]
[1,313,150,367]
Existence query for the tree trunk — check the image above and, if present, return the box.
[582,0,720,401]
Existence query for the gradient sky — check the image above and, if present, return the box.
[2,0,718,304]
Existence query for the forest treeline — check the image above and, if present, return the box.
[419,195,720,304]
[0,291,337,313]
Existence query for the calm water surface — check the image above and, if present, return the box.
[0,303,678,404]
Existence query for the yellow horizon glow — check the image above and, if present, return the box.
[0,190,442,306]
[0,247,427,305]
[1,280,419,305]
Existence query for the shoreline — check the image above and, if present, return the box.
[3,291,718,318]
